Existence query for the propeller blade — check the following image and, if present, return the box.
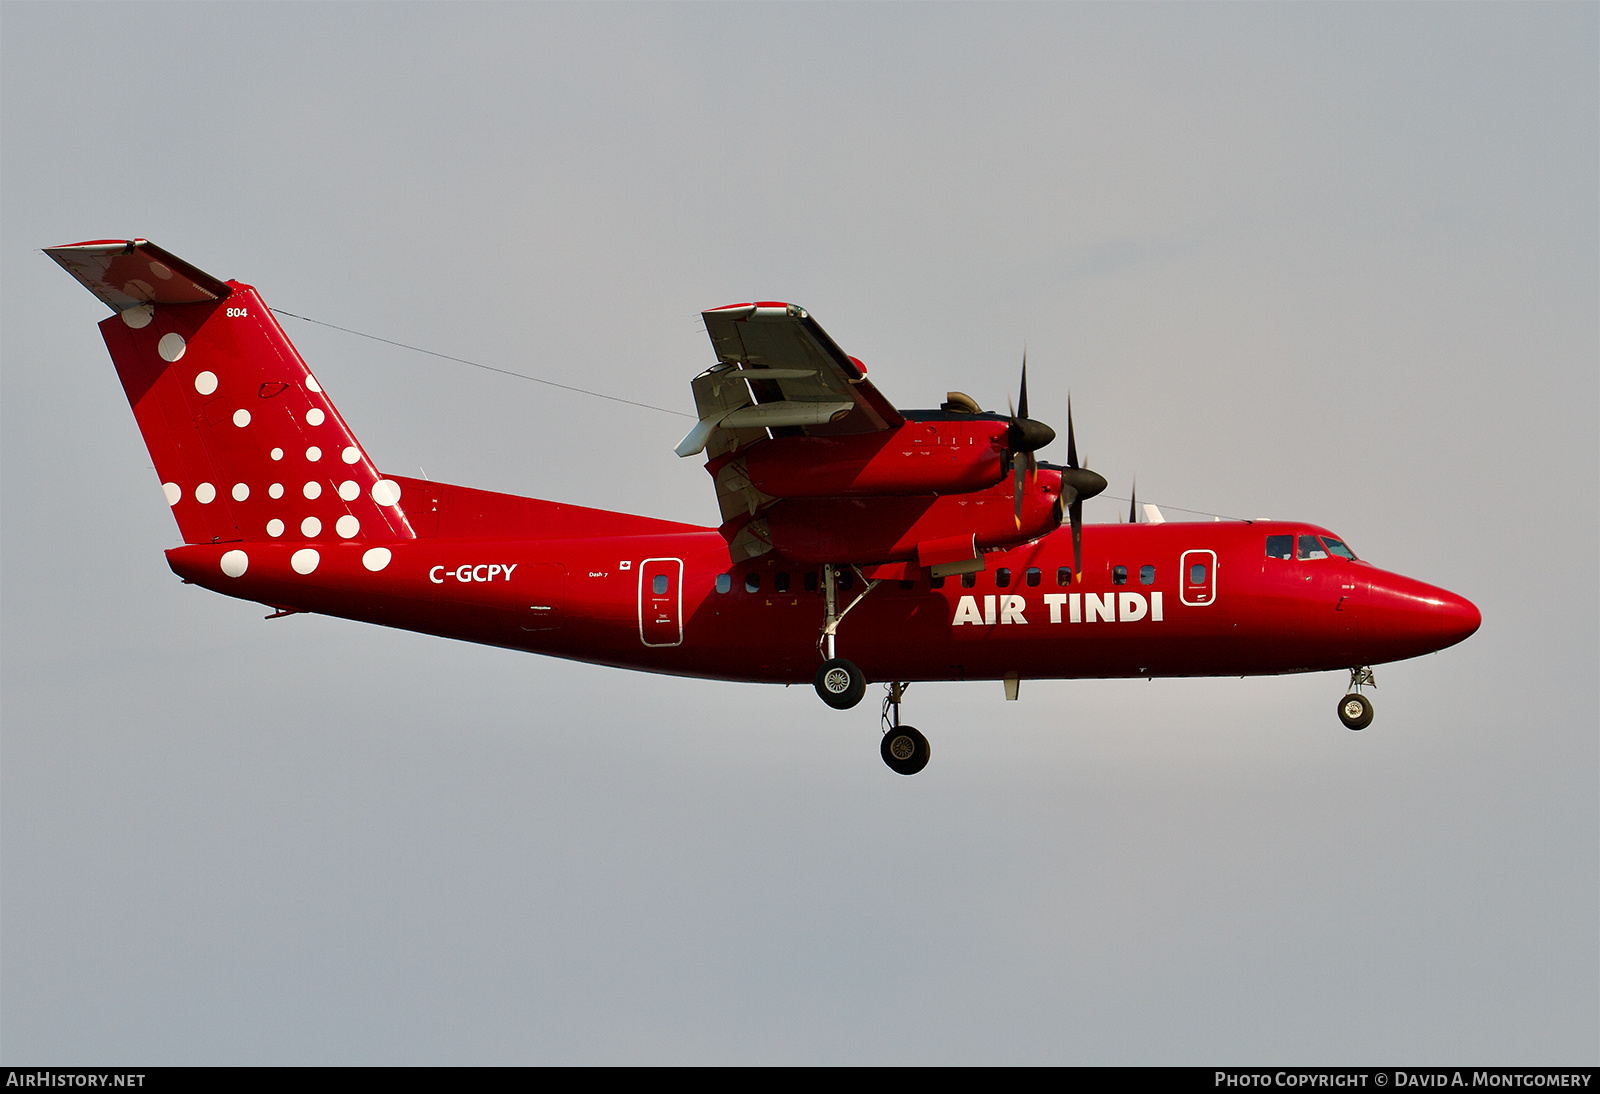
[1017,353,1029,422]
[1049,395,1104,579]
[1069,496,1084,579]
[1013,456,1025,530]
[1066,397,1079,469]
[1129,478,1138,524]
[1005,355,1054,457]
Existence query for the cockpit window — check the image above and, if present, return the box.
[1321,536,1357,560]
[1297,534,1328,560]
[1265,535,1293,560]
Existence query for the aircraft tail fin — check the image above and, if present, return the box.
[47,239,417,546]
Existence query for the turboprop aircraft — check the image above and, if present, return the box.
[47,239,1480,775]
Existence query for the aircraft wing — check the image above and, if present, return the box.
[675,303,904,460]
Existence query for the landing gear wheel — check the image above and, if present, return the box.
[814,658,866,710]
[881,725,930,775]
[1338,692,1374,730]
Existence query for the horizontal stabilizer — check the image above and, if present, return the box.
[45,239,231,312]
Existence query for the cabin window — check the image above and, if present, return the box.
[1140,565,1155,585]
[961,572,977,588]
[995,567,1011,588]
[1321,536,1357,560]
[1112,565,1128,586]
[1265,535,1293,560]
[745,573,760,593]
[652,574,669,595]
[930,575,946,589]
[775,572,791,593]
[1025,567,1041,587]
[716,573,732,594]
[1297,534,1328,561]
[1056,567,1073,586]
[1190,562,1208,584]
[804,571,818,593]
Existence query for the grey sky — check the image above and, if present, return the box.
[3,2,1595,1064]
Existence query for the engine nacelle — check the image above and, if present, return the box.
[726,469,1063,566]
[730,417,1012,499]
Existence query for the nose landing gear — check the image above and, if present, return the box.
[1338,666,1376,730]
[879,682,930,775]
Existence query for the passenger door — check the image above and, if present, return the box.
[1181,549,1217,606]
[638,557,684,647]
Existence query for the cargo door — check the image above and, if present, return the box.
[519,564,566,631]
[639,557,684,647]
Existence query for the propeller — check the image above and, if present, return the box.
[1129,477,1138,524]
[1046,395,1108,579]
[1006,354,1056,529]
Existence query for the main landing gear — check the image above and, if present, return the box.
[811,659,929,774]
[1338,666,1376,730]
[809,563,929,773]
[810,563,879,713]
[814,658,866,710]
[879,682,929,776]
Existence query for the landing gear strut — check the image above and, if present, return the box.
[1338,666,1376,730]
[810,563,881,711]
[879,682,930,775]
[815,562,880,661]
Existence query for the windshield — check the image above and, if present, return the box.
[1266,532,1359,561]
[1321,535,1357,560]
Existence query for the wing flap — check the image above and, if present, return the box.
[679,302,903,458]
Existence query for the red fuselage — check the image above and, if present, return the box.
[164,477,1480,687]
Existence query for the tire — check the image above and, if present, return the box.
[880,725,930,775]
[1338,692,1374,730]
[814,658,866,710]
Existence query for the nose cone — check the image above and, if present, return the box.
[1364,572,1480,661]
[1436,587,1481,650]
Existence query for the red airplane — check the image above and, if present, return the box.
[47,239,1480,775]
